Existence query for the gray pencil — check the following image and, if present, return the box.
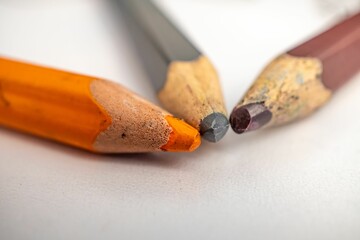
[114,0,229,142]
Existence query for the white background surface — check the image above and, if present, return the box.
[1,0,360,239]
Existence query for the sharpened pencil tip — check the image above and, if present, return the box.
[161,116,201,152]
[230,103,272,134]
[200,112,229,142]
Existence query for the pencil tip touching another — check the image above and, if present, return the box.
[200,112,229,143]
[161,116,201,152]
[230,103,272,134]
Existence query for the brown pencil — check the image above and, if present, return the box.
[0,57,200,153]
[230,12,360,134]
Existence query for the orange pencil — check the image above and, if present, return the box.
[0,57,200,153]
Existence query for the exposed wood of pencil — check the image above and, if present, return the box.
[0,57,200,153]
[230,12,360,134]
[115,0,229,142]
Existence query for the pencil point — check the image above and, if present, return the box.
[230,103,272,134]
[161,116,201,152]
[200,112,229,142]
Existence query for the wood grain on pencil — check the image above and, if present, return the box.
[230,12,360,134]
[0,57,200,153]
[116,0,229,142]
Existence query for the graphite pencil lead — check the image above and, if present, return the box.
[230,103,272,134]
[200,112,229,142]
[115,0,229,142]
[230,12,360,134]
